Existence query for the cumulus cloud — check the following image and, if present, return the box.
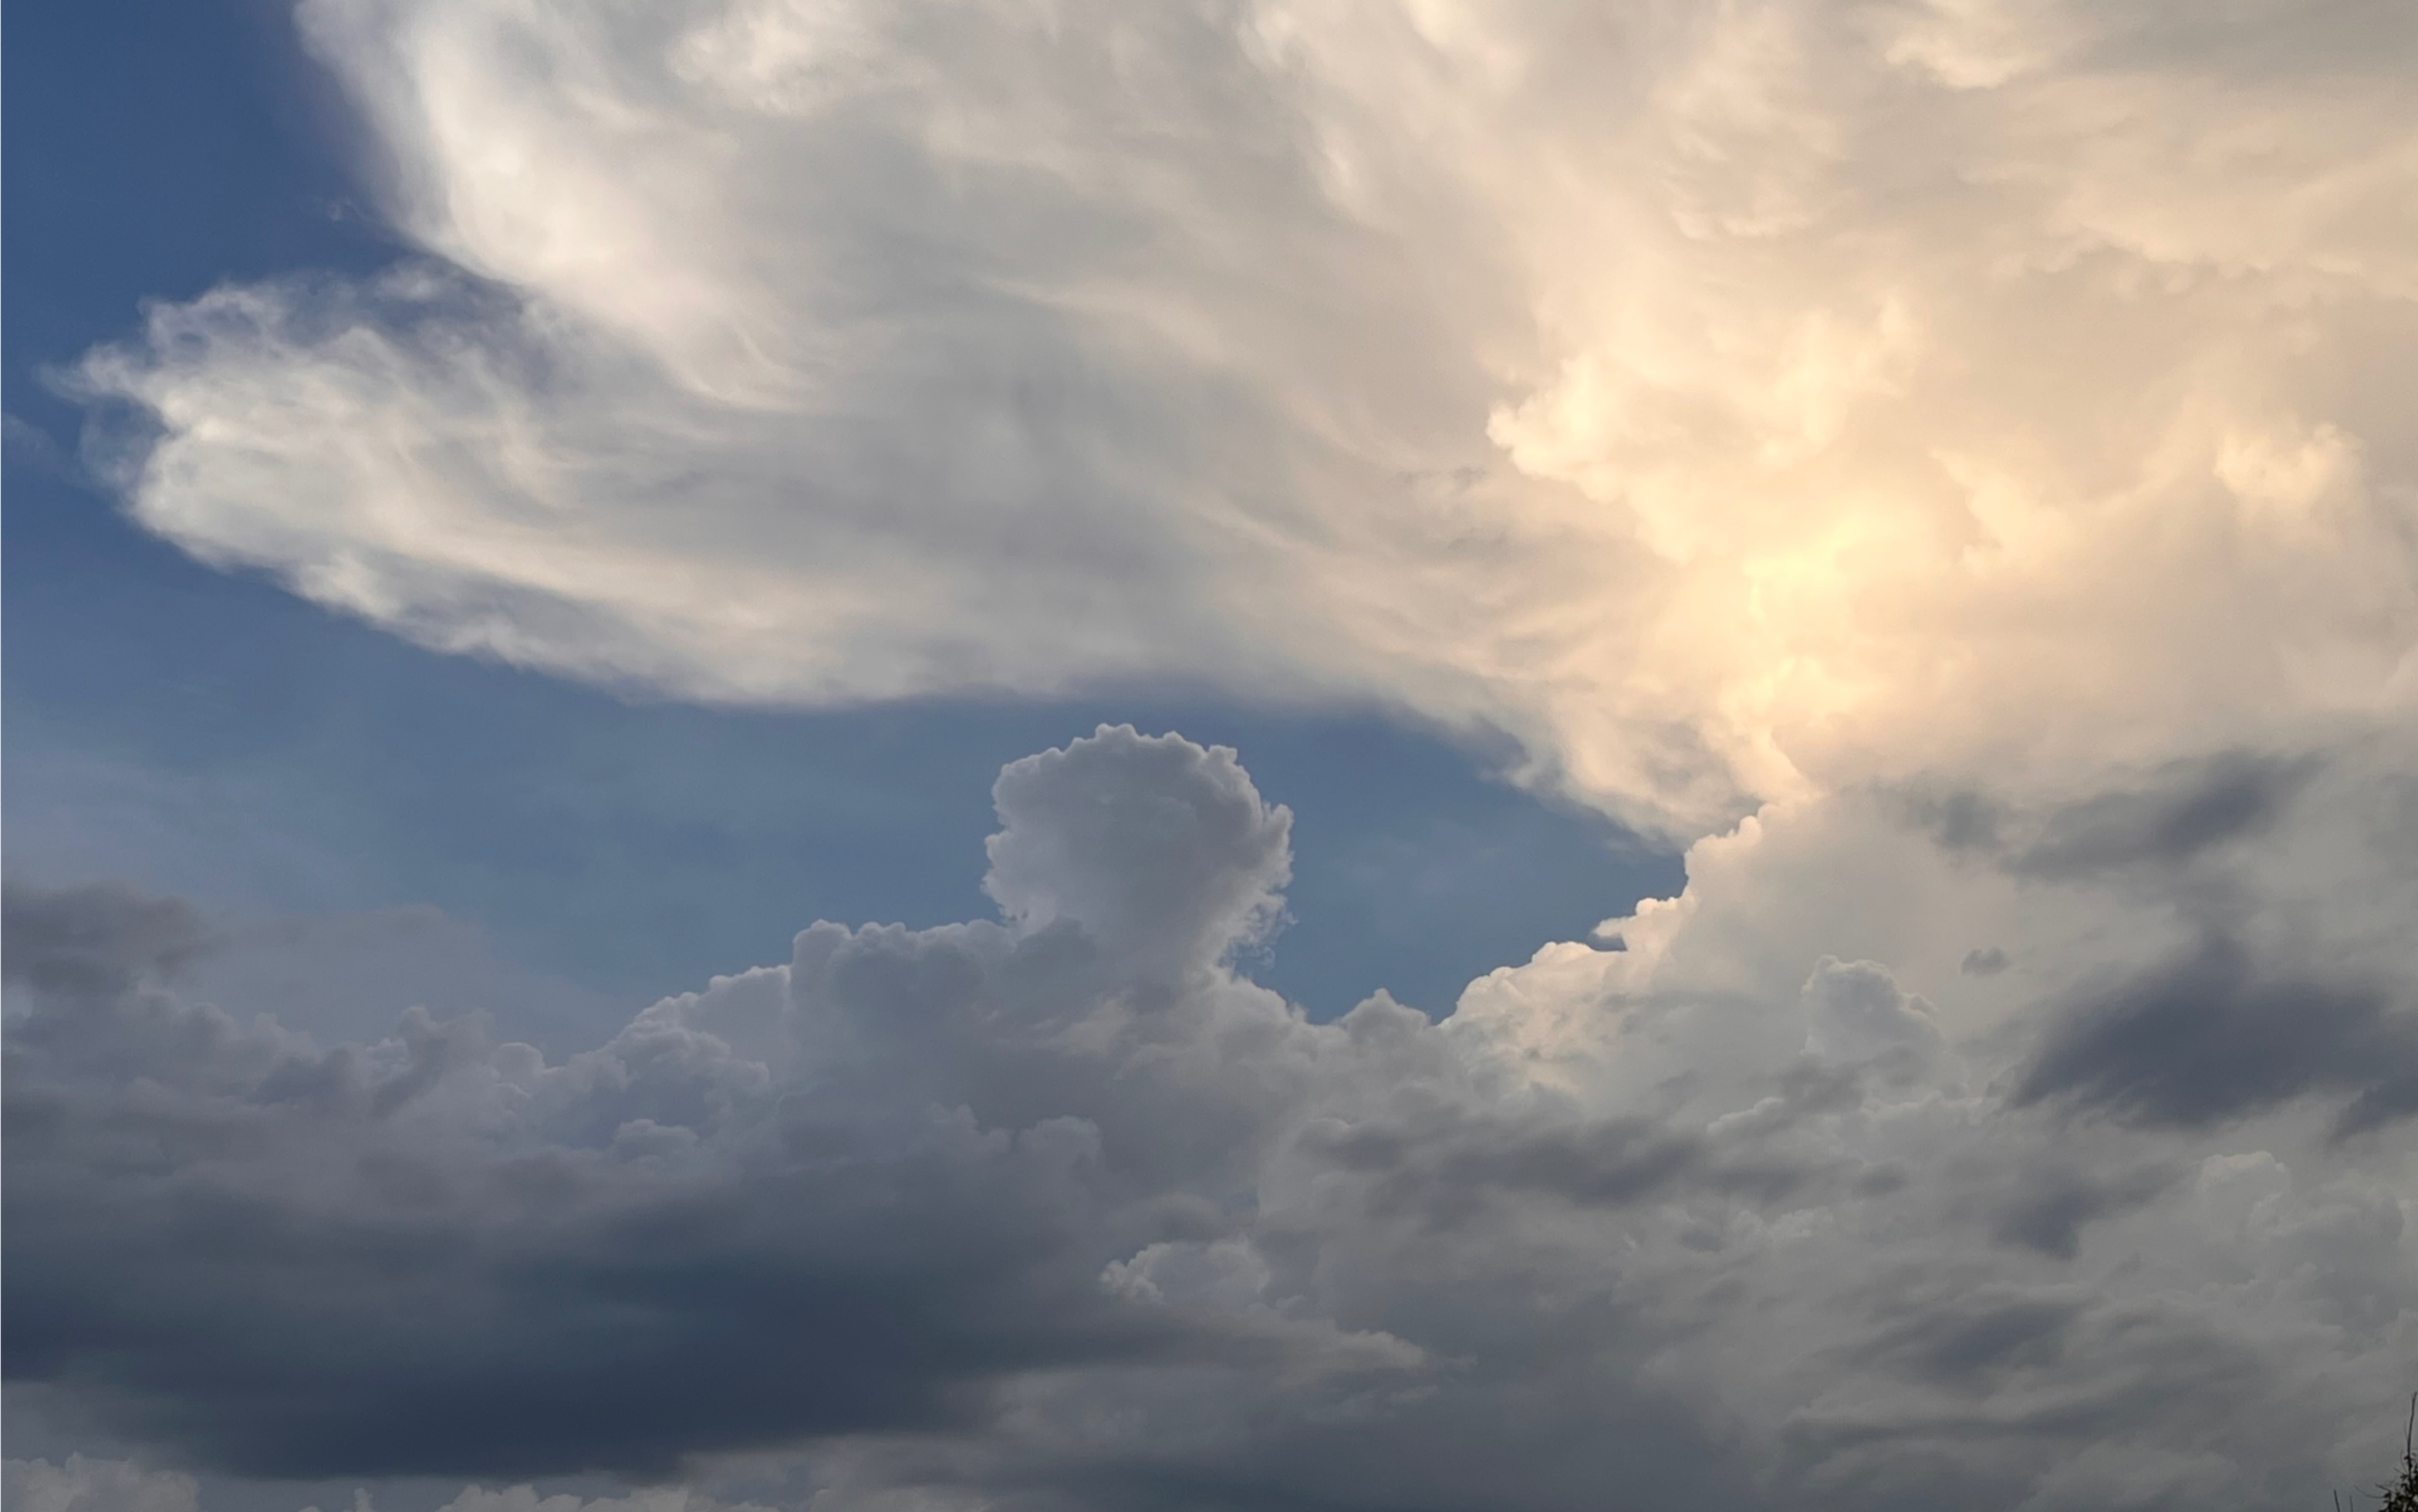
[8,727,2414,1508]
[66,0,2418,833]
[982,730,1292,980]
[25,0,2418,1504]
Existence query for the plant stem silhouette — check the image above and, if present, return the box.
[2377,1392,2418,1512]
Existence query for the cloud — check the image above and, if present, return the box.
[0,730,1389,1480]
[63,0,2418,835]
[2,881,214,1001]
[2016,936,2418,1136]
[3,413,86,486]
[1800,955,1948,1073]
[21,0,2418,1504]
[2008,753,2320,882]
[982,727,1293,980]
[0,1462,766,1512]
[8,728,2413,1507]
[1959,947,2008,977]
[171,905,630,1058]
[1987,1160,2176,1258]
[2,1457,199,1512]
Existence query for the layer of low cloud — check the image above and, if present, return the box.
[1,1456,755,1512]
[69,0,2418,835]
[8,727,2414,1508]
[0,883,633,1062]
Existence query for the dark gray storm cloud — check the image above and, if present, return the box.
[1902,751,2319,885]
[1856,1284,2087,1385]
[1988,1160,2177,1258]
[2,730,1307,1478]
[2016,936,2418,1135]
[5,730,2412,1510]
[2010,754,2317,881]
[2,879,212,1001]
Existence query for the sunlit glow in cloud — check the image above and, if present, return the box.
[22,1,2418,1507]
[74,0,2417,832]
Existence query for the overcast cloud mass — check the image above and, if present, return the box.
[12,0,2418,1508]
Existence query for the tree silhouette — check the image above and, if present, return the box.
[2377,1393,2418,1512]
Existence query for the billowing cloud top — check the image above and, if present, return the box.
[7,724,2417,1507]
[73,0,2418,832]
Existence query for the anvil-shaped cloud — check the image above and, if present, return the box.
[74,0,2417,833]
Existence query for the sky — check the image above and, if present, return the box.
[2,2,2414,1510]
[4,0,1676,1028]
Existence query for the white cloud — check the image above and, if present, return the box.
[2,1458,200,1512]
[431,1484,762,1512]
[69,0,2418,835]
